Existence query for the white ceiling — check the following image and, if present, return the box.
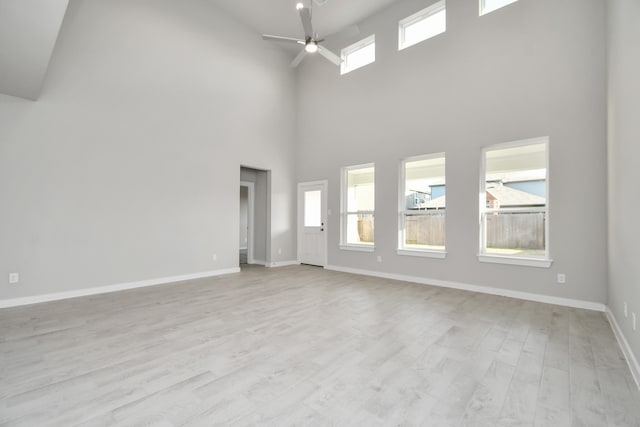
[0,0,400,100]
[0,0,69,100]
[210,0,401,41]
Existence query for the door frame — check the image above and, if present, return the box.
[297,180,328,266]
[240,181,255,264]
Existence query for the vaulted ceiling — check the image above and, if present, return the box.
[0,0,402,100]
[209,0,401,41]
[0,0,69,100]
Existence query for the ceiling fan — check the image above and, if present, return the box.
[262,2,342,68]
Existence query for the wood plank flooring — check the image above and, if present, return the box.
[1,265,638,426]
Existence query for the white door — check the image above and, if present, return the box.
[298,181,327,267]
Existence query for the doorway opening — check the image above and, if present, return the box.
[239,182,254,265]
[240,166,270,266]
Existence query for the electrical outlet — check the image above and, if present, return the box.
[557,273,566,284]
[624,302,628,317]
[8,273,19,284]
[633,313,637,331]
[212,254,217,261]
[278,248,282,255]
[377,256,382,263]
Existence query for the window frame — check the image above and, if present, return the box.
[479,0,519,16]
[398,0,447,51]
[340,163,375,252]
[478,137,552,268]
[397,153,447,259]
[340,35,376,75]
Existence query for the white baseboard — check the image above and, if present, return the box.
[267,260,300,268]
[324,265,606,312]
[605,307,640,390]
[250,259,266,266]
[0,267,241,309]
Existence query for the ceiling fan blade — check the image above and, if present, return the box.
[290,49,307,68]
[318,46,342,66]
[299,7,314,39]
[262,34,305,44]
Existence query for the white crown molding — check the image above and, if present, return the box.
[0,268,240,309]
[324,265,605,312]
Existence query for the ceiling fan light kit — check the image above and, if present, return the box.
[261,2,342,68]
[305,41,318,53]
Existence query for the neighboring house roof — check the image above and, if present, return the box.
[422,195,446,209]
[410,185,545,210]
[486,184,546,207]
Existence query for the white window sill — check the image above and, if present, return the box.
[339,244,375,253]
[477,254,553,268]
[397,249,447,259]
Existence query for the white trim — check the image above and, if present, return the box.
[0,268,241,309]
[605,307,640,390]
[478,254,552,268]
[324,265,605,312]
[267,260,301,268]
[240,181,255,264]
[397,249,447,259]
[251,259,266,266]
[297,180,328,267]
[339,244,375,253]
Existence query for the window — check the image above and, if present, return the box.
[341,35,375,75]
[398,154,446,258]
[304,190,322,227]
[479,0,519,16]
[399,1,446,50]
[479,137,551,267]
[340,164,375,250]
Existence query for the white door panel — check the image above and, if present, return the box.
[298,181,327,267]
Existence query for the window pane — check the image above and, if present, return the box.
[485,143,546,209]
[404,156,446,210]
[401,155,445,252]
[304,190,321,227]
[482,139,548,258]
[347,213,374,245]
[402,7,446,50]
[485,211,546,256]
[404,212,445,250]
[347,167,375,212]
[481,0,518,15]
[341,36,375,75]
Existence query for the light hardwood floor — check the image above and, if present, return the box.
[1,265,638,426]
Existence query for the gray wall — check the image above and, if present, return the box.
[607,0,640,360]
[296,0,608,303]
[0,0,297,300]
